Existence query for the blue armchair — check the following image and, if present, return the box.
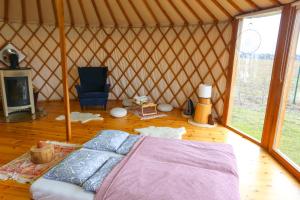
[75,67,110,110]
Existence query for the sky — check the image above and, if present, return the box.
[239,14,282,54]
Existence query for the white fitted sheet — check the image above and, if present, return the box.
[30,177,94,200]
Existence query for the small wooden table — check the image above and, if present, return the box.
[141,103,158,116]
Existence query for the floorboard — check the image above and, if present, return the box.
[0,101,299,200]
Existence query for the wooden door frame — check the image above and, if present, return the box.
[222,4,300,181]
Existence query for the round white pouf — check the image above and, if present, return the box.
[110,107,127,118]
[157,104,173,112]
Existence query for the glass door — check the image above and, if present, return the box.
[229,13,282,142]
[274,10,300,168]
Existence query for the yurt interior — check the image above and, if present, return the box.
[0,0,300,199]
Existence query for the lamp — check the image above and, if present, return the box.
[193,84,212,124]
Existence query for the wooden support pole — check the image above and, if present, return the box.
[55,0,72,141]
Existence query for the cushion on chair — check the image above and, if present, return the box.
[157,103,173,112]
[78,67,108,92]
[110,107,127,118]
[79,91,108,99]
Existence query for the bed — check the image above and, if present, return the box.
[30,133,240,200]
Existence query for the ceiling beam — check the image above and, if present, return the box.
[116,0,132,27]
[211,0,233,18]
[91,0,103,27]
[21,0,27,23]
[182,0,203,24]
[154,0,173,26]
[128,0,145,26]
[167,0,188,25]
[227,0,244,13]
[103,0,118,26]
[144,0,160,26]
[36,0,43,24]
[4,0,9,22]
[52,0,58,25]
[66,0,74,26]
[245,0,261,10]
[194,0,218,22]
[78,0,88,26]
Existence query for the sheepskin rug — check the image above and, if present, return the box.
[56,112,103,124]
[134,126,186,139]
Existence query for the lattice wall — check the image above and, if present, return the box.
[0,21,232,119]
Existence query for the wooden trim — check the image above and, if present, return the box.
[270,150,300,181]
[221,19,240,125]
[261,5,296,149]
[55,0,72,141]
[226,125,261,146]
[236,5,283,19]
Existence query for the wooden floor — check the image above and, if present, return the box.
[0,101,299,200]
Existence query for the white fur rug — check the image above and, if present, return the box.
[56,112,103,124]
[134,126,186,140]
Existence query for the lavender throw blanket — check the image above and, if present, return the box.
[96,137,240,200]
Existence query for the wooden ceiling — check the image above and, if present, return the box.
[0,0,296,27]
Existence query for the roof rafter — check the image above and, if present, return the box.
[21,0,27,23]
[36,0,43,24]
[167,0,188,25]
[78,0,88,26]
[128,0,145,26]
[103,0,118,26]
[154,0,173,26]
[211,0,233,18]
[91,0,103,27]
[227,0,244,13]
[182,0,203,24]
[116,0,132,27]
[66,0,74,26]
[51,0,58,25]
[4,0,9,22]
[245,0,261,10]
[194,0,218,22]
[143,0,159,26]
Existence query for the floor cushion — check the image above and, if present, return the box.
[110,107,127,118]
[157,104,173,112]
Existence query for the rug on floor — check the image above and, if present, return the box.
[135,126,186,139]
[0,141,81,184]
[56,112,103,123]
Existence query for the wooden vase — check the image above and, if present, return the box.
[193,101,212,124]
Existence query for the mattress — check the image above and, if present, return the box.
[30,149,123,200]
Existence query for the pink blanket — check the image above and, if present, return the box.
[96,137,240,200]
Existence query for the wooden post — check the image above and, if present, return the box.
[55,0,71,141]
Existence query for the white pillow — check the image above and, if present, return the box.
[157,104,173,112]
[135,126,186,140]
[110,107,127,118]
